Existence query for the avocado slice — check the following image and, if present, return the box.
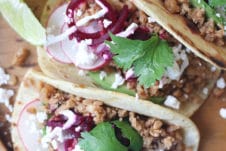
[88,71,165,104]
[88,71,135,96]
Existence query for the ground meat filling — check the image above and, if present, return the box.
[163,0,225,46]
[39,84,188,151]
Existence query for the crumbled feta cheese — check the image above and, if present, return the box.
[75,126,81,132]
[5,114,12,122]
[76,9,83,17]
[0,68,10,86]
[84,39,92,45]
[51,140,58,150]
[216,13,221,17]
[0,88,14,112]
[111,73,125,89]
[78,70,86,76]
[75,40,98,66]
[216,77,226,89]
[135,93,139,101]
[99,71,107,80]
[202,87,209,95]
[41,127,64,149]
[59,110,76,130]
[36,112,48,123]
[103,19,112,28]
[219,108,226,119]
[148,17,156,23]
[116,23,138,37]
[164,95,181,109]
[211,66,216,72]
[72,145,85,151]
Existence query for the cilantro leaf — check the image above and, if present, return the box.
[106,34,174,88]
[113,121,143,151]
[209,0,226,7]
[78,121,143,151]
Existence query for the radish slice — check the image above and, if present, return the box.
[46,3,72,64]
[61,24,110,70]
[17,99,47,151]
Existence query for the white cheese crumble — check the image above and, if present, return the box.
[75,40,98,66]
[5,114,12,122]
[103,19,112,28]
[0,68,10,86]
[111,73,125,89]
[59,110,76,130]
[36,112,48,123]
[78,70,86,76]
[211,66,216,72]
[116,23,138,38]
[135,93,139,101]
[99,71,107,80]
[219,108,226,119]
[76,9,83,17]
[202,87,209,95]
[72,145,85,151]
[148,17,156,23]
[216,77,226,89]
[164,95,181,109]
[41,127,64,149]
[216,13,221,17]
[0,88,14,112]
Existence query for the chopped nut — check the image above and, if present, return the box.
[162,136,175,150]
[153,120,163,130]
[8,74,18,86]
[26,107,37,114]
[12,48,30,66]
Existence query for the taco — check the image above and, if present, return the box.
[36,0,220,116]
[133,0,226,69]
[11,70,200,151]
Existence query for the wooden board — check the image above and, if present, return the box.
[1,9,226,151]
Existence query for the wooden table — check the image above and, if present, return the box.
[1,9,226,151]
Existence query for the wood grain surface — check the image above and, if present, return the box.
[1,4,226,151]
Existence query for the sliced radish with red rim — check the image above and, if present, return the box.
[17,99,46,151]
[61,24,111,70]
[46,3,72,64]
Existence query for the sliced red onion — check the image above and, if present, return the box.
[59,110,76,130]
[92,5,129,45]
[66,0,117,41]
[46,3,72,64]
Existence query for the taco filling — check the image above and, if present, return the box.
[42,0,219,113]
[22,81,190,151]
[162,0,226,46]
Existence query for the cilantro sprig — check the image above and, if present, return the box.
[78,121,143,151]
[105,34,174,88]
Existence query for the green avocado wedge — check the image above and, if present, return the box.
[0,0,46,45]
[88,71,165,104]
[88,71,135,96]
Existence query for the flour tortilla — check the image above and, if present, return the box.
[12,70,200,151]
[132,0,226,70]
[37,0,220,117]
